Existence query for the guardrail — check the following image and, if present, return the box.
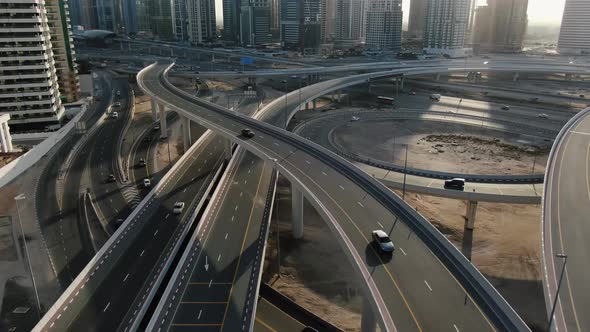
[541,106,590,332]
[155,63,530,331]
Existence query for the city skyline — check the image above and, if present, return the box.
[214,0,566,27]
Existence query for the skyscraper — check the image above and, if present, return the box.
[46,0,81,102]
[172,0,187,41]
[558,0,590,55]
[223,0,241,41]
[281,0,322,54]
[423,0,471,57]
[365,0,402,50]
[186,0,217,44]
[334,0,365,46]
[407,0,427,38]
[472,0,528,53]
[0,0,65,130]
[240,0,272,46]
[135,0,174,40]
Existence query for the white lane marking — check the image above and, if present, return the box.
[103,302,110,312]
[153,230,158,237]
[209,279,213,288]
[217,254,221,262]
[234,205,238,211]
[305,160,311,165]
[273,142,279,146]
[377,221,384,228]
[357,201,364,208]
[140,250,145,257]
[244,180,247,184]
[321,171,327,176]
[198,309,202,320]
[183,188,187,192]
[225,233,228,240]
[400,247,407,256]
[165,213,169,219]
[231,216,234,221]
[240,191,243,197]
[571,131,590,136]
[453,324,460,332]
[424,280,433,291]
[123,273,130,282]
[338,185,344,190]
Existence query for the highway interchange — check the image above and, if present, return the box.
[29,47,590,332]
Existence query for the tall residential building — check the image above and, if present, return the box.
[365,0,402,50]
[185,0,216,44]
[172,0,187,41]
[0,0,65,130]
[270,0,280,31]
[321,0,336,42]
[558,0,590,55]
[423,0,471,57]
[46,0,81,102]
[280,0,322,54]
[135,0,174,40]
[472,0,528,53]
[223,0,241,41]
[240,0,272,46]
[407,0,427,38]
[335,0,364,41]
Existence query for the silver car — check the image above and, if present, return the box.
[372,230,395,253]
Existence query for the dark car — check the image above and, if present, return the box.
[241,128,255,138]
[143,136,152,142]
[444,178,465,190]
[138,158,146,167]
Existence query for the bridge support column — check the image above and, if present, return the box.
[248,77,256,86]
[395,77,399,97]
[150,98,158,122]
[312,99,317,111]
[435,73,441,81]
[225,139,232,160]
[512,72,519,81]
[158,104,168,139]
[361,297,377,332]
[291,186,304,239]
[400,76,405,90]
[181,116,191,152]
[465,200,478,230]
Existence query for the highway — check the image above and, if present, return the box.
[543,107,590,332]
[138,62,528,331]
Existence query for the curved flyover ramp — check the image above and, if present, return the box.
[542,107,590,332]
[140,61,529,332]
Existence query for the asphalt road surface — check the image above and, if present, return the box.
[544,109,590,332]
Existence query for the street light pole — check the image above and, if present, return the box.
[547,253,568,332]
[402,144,408,200]
[14,194,42,319]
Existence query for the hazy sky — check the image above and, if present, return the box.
[215,0,566,27]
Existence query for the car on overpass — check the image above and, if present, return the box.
[241,128,255,138]
[173,202,185,214]
[372,230,395,253]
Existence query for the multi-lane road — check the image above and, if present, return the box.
[138,62,527,331]
[543,107,590,332]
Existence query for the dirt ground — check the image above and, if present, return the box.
[332,119,550,175]
[263,176,546,331]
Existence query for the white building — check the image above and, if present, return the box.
[0,114,13,152]
[334,0,366,46]
[0,0,65,131]
[423,0,471,58]
[558,0,590,55]
[185,0,216,44]
[365,0,402,50]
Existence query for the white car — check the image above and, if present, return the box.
[351,116,360,121]
[114,102,121,107]
[538,113,549,119]
[372,230,395,253]
[173,202,185,214]
[110,111,119,119]
[142,178,151,188]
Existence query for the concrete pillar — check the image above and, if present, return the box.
[400,76,405,90]
[368,82,372,94]
[512,72,519,81]
[181,116,191,152]
[338,90,342,102]
[158,104,168,139]
[150,98,158,122]
[435,73,441,81]
[3,123,12,152]
[395,77,399,97]
[0,124,7,152]
[312,99,317,111]
[225,139,232,160]
[212,54,216,63]
[291,186,304,239]
[305,101,310,110]
[465,200,478,230]
[361,297,377,332]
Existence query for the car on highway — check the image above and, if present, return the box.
[241,128,255,138]
[173,202,185,214]
[429,94,441,101]
[138,158,146,167]
[110,111,119,119]
[143,135,152,142]
[444,178,465,190]
[501,105,510,110]
[409,91,416,95]
[351,116,360,121]
[114,102,121,107]
[153,123,160,131]
[372,230,395,253]
[143,178,151,188]
[116,90,121,96]
[538,113,549,119]
[107,174,116,183]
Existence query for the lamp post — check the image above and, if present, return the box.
[402,144,408,200]
[547,253,568,332]
[14,194,42,319]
